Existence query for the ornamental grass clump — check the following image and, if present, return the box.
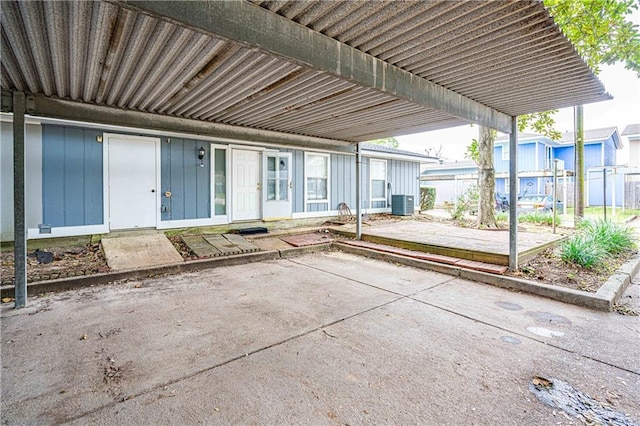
[518,211,559,227]
[577,219,637,255]
[561,219,637,268]
[560,234,607,269]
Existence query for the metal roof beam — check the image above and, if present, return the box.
[117,0,513,134]
[6,91,355,153]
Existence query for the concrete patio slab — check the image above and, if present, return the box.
[101,234,183,270]
[2,252,638,424]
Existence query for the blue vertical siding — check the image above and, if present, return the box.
[584,143,603,169]
[520,177,538,196]
[42,125,104,227]
[518,143,537,172]
[537,142,547,169]
[389,159,419,204]
[495,141,542,173]
[603,138,616,166]
[494,144,507,173]
[160,137,210,221]
[330,153,355,210]
[554,146,574,171]
[291,149,305,213]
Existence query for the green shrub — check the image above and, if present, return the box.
[576,219,637,255]
[561,219,636,269]
[518,211,560,226]
[495,211,508,222]
[420,187,436,211]
[560,234,607,268]
[446,185,478,221]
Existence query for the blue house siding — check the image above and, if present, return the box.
[538,142,547,169]
[554,146,574,171]
[495,142,538,173]
[390,159,419,204]
[42,125,104,227]
[584,143,603,170]
[289,149,304,213]
[331,153,355,210]
[160,137,211,221]
[603,138,616,166]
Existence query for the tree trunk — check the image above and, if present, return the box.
[477,126,498,228]
[574,105,585,221]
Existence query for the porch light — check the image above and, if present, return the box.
[198,146,206,167]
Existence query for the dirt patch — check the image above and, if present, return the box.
[168,235,197,260]
[505,247,636,293]
[1,244,109,286]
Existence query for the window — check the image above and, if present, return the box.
[305,153,329,202]
[214,148,227,215]
[546,146,553,169]
[502,144,510,161]
[266,155,289,201]
[370,159,387,200]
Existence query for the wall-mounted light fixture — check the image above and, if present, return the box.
[198,146,206,167]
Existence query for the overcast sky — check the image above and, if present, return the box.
[397,10,640,164]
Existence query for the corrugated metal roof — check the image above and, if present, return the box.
[252,0,610,116]
[1,0,610,144]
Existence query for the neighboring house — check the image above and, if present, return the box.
[421,127,623,206]
[420,160,479,205]
[0,117,436,241]
[622,124,640,168]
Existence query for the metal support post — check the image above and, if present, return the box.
[355,143,362,240]
[553,159,558,234]
[13,91,27,308]
[603,168,607,221]
[508,116,518,271]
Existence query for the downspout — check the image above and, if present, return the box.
[13,91,27,308]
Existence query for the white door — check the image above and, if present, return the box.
[108,135,158,230]
[233,149,261,220]
[263,152,293,220]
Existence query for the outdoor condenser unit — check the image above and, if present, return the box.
[391,194,414,216]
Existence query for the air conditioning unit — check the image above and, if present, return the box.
[391,194,414,216]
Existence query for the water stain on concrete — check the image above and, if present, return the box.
[500,336,522,345]
[526,311,571,325]
[495,301,523,311]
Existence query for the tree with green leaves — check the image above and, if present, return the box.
[473,0,639,228]
[368,137,399,149]
[525,0,640,220]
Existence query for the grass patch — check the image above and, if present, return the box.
[567,207,640,222]
[518,211,560,226]
[561,219,637,268]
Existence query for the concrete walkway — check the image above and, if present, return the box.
[101,234,183,270]
[2,252,638,424]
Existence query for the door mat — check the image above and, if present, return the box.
[280,233,334,247]
[237,227,269,235]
